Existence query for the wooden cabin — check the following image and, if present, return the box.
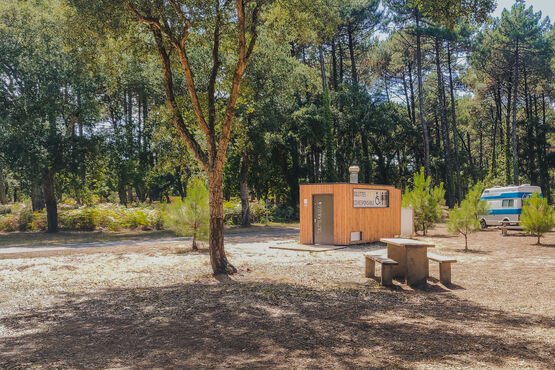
[299,182,401,245]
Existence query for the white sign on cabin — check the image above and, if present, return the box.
[353,189,389,208]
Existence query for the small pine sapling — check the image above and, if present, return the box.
[520,192,554,245]
[164,179,209,250]
[402,167,445,235]
[447,183,488,252]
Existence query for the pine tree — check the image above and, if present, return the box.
[164,179,209,251]
[521,192,554,245]
[402,167,445,235]
[447,183,488,251]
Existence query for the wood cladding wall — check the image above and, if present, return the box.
[300,183,401,245]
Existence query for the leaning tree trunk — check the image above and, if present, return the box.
[208,173,236,275]
[43,169,58,233]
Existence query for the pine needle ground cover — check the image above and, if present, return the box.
[0,224,553,368]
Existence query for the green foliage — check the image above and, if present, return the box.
[402,167,445,235]
[59,207,100,230]
[464,182,489,218]
[521,193,554,245]
[0,202,163,232]
[164,179,209,250]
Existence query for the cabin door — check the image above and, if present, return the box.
[313,194,334,245]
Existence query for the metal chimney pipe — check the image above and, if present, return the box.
[349,165,360,184]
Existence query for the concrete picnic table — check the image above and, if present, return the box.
[380,238,435,286]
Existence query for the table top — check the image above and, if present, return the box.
[380,238,435,248]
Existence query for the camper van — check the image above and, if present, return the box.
[478,184,542,228]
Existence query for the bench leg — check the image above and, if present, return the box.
[365,257,375,278]
[439,262,452,285]
[381,265,394,286]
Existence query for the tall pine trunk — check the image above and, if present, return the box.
[0,169,7,204]
[511,40,519,184]
[435,37,453,207]
[415,10,430,175]
[347,23,357,84]
[505,81,512,185]
[446,42,461,203]
[43,169,58,233]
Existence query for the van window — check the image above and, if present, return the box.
[502,199,514,207]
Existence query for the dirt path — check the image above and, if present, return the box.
[0,225,553,368]
[0,228,298,255]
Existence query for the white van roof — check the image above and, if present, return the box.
[481,185,542,198]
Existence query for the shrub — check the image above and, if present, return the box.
[125,208,149,229]
[402,167,445,235]
[270,204,295,222]
[0,215,18,232]
[17,206,34,231]
[164,179,209,250]
[30,212,47,231]
[521,192,554,245]
[0,204,12,215]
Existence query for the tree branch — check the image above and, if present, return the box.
[151,27,209,171]
[208,2,222,132]
[215,0,259,170]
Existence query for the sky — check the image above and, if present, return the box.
[493,0,555,20]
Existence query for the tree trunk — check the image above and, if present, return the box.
[208,173,236,275]
[331,38,338,90]
[408,62,417,125]
[415,10,430,175]
[31,181,45,211]
[239,152,250,227]
[435,37,454,207]
[118,185,128,206]
[540,93,550,202]
[192,231,198,251]
[447,42,462,203]
[43,170,58,233]
[505,81,512,184]
[402,72,412,120]
[511,40,519,184]
[318,45,327,92]
[361,131,370,183]
[464,234,468,251]
[347,23,358,84]
[0,169,6,204]
[338,37,344,84]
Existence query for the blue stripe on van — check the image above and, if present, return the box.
[481,192,541,200]
[488,209,522,215]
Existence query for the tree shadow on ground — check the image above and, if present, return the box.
[1,280,553,368]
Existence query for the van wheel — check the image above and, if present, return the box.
[480,219,487,229]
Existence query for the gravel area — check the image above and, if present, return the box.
[0,225,553,368]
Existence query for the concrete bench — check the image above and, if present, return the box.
[365,254,399,286]
[427,253,457,285]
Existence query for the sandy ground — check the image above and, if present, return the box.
[0,225,553,369]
